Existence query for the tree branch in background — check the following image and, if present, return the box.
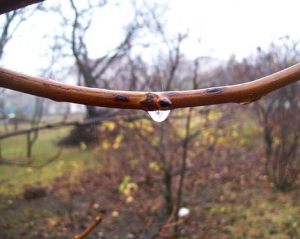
[0,63,300,111]
[0,0,44,14]
[0,146,63,168]
[73,210,106,239]
[0,8,38,58]
[0,113,145,140]
[149,206,189,239]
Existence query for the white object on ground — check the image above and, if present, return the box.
[178,207,190,218]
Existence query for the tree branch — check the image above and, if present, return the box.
[0,0,44,14]
[73,210,106,239]
[0,113,145,140]
[0,147,63,168]
[0,64,299,111]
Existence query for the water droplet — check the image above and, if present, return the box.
[239,95,262,105]
[239,101,252,105]
[148,110,170,122]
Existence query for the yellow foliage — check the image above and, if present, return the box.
[293,222,298,228]
[210,135,216,144]
[141,119,154,133]
[48,218,58,227]
[149,161,161,172]
[274,137,280,145]
[80,141,87,151]
[103,121,116,131]
[217,136,226,145]
[207,110,221,121]
[151,137,160,146]
[127,182,138,190]
[126,196,134,203]
[56,160,65,171]
[102,140,110,150]
[119,176,138,203]
[231,130,239,138]
[112,211,119,217]
[130,159,139,169]
[71,161,79,170]
[123,188,131,196]
[26,167,33,173]
[113,134,123,149]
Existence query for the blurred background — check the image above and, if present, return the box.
[0,0,299,238]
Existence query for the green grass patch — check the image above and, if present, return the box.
[205,190,300,238]
[0,126,103,196]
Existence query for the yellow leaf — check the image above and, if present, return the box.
[112,211,119,217]
[26,167,33,173]
[103,121,115,131]
[123,188,131,196]
[126,196,134,203]
[149,162,161,172]
[48,218,58,227]
[113,134,123,149]
[80,141,87,151]
[127,182,138,190]
[102,140,110,150]
[130,159,139,169]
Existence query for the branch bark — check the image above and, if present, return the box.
[0,0,44,14]
[0,64,300,111]
[73,210,106,239]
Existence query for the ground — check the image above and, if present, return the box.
[0,111,299,238]
[1,153,300,238]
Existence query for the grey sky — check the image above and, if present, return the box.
[1,0,300,75]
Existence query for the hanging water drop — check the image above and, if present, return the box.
[148,110,170,122]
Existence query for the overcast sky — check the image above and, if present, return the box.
[1,0,300,75]
[167,0,300,59]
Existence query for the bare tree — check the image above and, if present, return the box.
[26,97,44,158]
[228,36,300,190]
[52,0,165,118]
[0,6,39,59]
[126,33,202,218]
[45,0,169,146]
[0,6,38,132]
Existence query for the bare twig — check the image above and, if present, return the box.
[0,64,300,111]
[0,147,63,168]
[149,206,189,239]
[0,121,80,140]
[0,113,145,140]
[73,210,106,239]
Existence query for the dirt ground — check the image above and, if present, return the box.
[1,150,300,239]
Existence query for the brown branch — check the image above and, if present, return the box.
[0,64,300,111]
[0,121,80,140]
[0,0,44,14]
[149,206,189,239]
[73,210,106,239]
[157,231,181,239]
[0,147,63,168]
[0,113,146,140]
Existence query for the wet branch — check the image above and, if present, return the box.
[73,210,106,239]
[0,64,300,111]
[0,0,44,14]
